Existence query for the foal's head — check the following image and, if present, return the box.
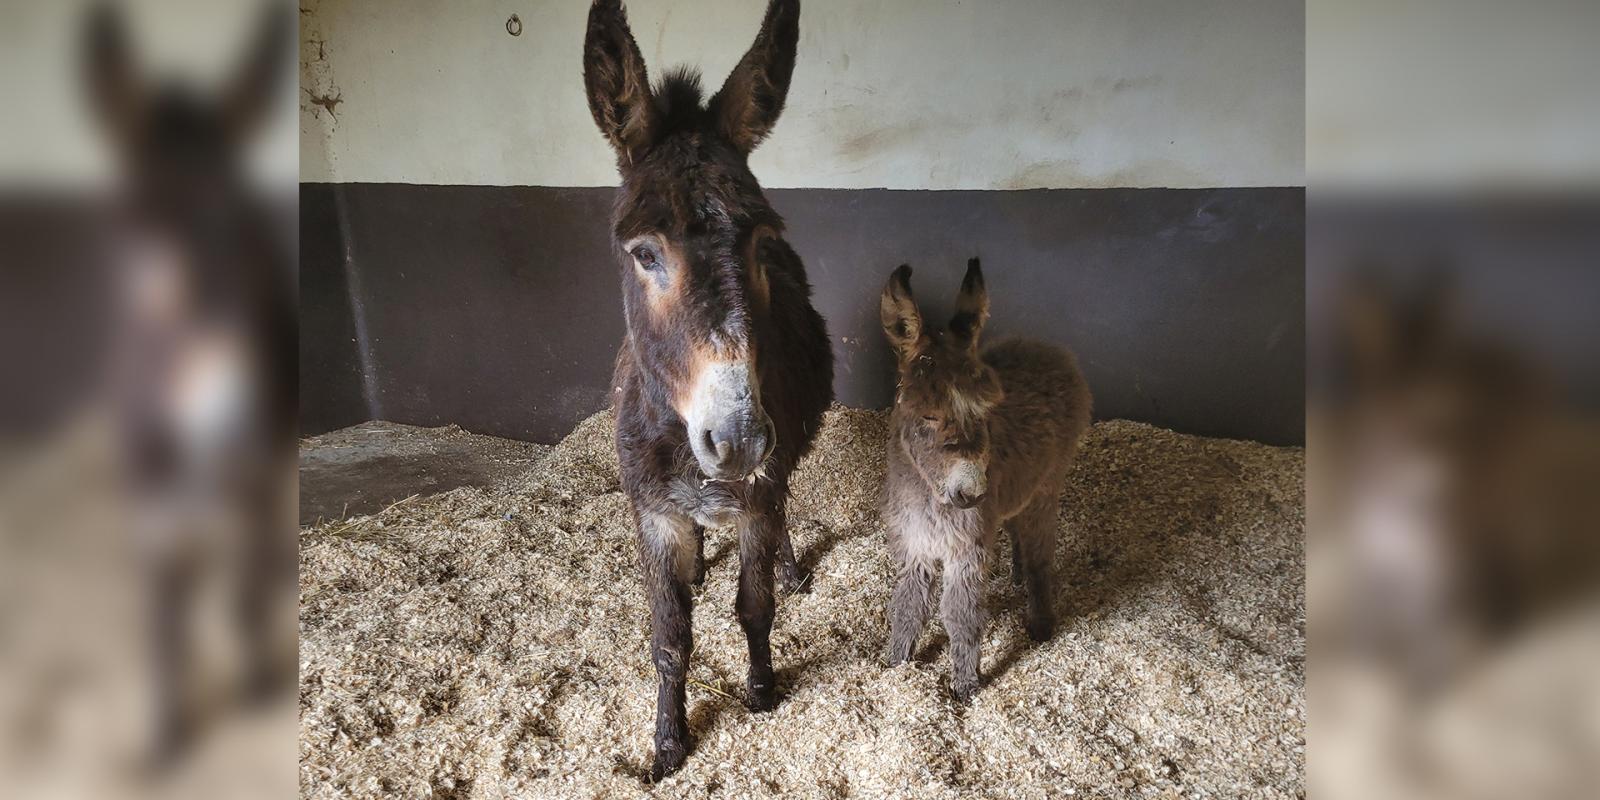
[881,260,1004,509]
[584,0,800,481]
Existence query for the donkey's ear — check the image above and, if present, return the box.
[584,0,659,162]
[710,0,799,154]
[949,258,989,346]
[880,264,922,359]
[222,1,293,141]
[82,2,143,138]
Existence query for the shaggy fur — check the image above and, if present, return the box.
[583,0,832,781]
[879,260,1092,700]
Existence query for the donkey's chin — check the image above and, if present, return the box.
[688,445,756,483]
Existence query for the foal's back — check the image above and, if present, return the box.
[983,338,1093,515]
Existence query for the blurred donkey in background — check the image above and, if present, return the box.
[81,0,297,768]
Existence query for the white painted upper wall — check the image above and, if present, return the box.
[301,0,1304,189]
[1308,0,1600,189]
[0,0,298,188]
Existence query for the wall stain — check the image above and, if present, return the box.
[304,88,344,122]
[299,3,341,127]
[1003,158,1208,191]
[828,74,1159,172]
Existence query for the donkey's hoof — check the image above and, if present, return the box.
[777,565,813,595]
[747,668,779,712]
[649,742,689,783]
[747,685,779,713]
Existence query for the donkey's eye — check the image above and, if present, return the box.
[630,245,662,271]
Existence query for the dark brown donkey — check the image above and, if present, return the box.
[879,260,1091,701]
[582,0,832,780]
[82,2,297,763]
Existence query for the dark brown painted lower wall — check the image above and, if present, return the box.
[300,184,1306,445]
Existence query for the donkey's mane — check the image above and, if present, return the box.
[653,66,706,131]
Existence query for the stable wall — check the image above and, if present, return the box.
[299,0,1306,444]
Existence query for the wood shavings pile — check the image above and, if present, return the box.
[299,407,1304,798]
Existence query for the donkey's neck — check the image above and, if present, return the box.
[620,334,691,441]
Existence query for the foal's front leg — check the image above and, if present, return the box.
[886,554,935,666]
[940,546,989,702]
[737,501,782,711]
[637,511,697,781]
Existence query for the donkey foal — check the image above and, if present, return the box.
[880,260,1092,701]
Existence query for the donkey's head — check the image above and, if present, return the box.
[881,260,1004,509]
[81,2,290,227]
[584,0,800,481]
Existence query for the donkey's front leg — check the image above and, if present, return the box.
[775,526,811,594]
[638,511,697,781]
[690,523,707,587]
[940,548,988,702]
[737,504,781,711]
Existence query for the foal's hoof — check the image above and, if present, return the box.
[649,741,689,783]
[885,641,915,668]
[1025,615,1055,643]
[950,679,980,704]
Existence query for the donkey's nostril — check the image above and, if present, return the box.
[697,416,771,478]
[705,427,740,468]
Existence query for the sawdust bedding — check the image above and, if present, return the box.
[299,406,1304,798]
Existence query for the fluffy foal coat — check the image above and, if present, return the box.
[879,260,1092,700]
[583,0,832,781]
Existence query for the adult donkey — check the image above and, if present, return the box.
[82,2,297,763]
[582,0,832,780]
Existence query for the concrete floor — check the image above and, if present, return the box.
[298,422,549,526]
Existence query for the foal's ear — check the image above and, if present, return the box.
[82,2,143,139]
[880,264,922,359]
[949,258,989,346]
[710,0,800,154]
[222,2,293,142]
[584,0,659,162]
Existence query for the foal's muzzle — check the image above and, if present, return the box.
[948,489,985,509]
[940,459,988,509]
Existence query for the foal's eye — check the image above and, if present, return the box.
[630,245,662,271]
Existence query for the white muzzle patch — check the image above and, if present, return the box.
[943,459,987,505]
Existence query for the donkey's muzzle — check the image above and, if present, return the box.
[696,414,774,481]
